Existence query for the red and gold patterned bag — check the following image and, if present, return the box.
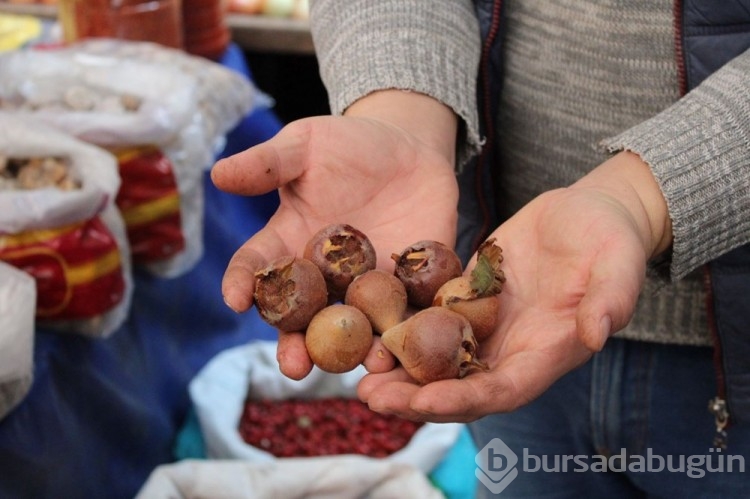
[0,217,125,320]
[112,145,185,265]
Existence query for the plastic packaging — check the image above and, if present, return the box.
[0,115,133,337]
[0,262,35,420]
[0,46,200,277]
[0,41,265,277]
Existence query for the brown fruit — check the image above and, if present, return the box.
[380,307,487,385]
[432,238,506,341]
[391,240,463,308]
[433,277,499,341]
[305,304,373,373]
[345,269,407,334]
[304,223,377,301]
[253,256,328,331]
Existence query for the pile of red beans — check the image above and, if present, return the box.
[238,397,424,458]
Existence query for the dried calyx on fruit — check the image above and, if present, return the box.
[391,240,463,309]
[433,238,506,341]
[304,223,377,302]
[380,307,488,385]
[253,255,328,331]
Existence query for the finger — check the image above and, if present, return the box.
[357,368,413,404]
[221,227,298,312]
[406,373,511,423]
[221,244,266,313]
[277,330,314,380]
[211,120,312,196]
[358,368,485,423]
[358,370,430,421]
[576,246,645,352]
[408,341,591,422]
[362,336,396,374]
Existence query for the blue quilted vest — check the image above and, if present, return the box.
[460,0,750,443]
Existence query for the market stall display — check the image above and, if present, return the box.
[0,40,262,277]
[57,0,183,49]
[143,340,474,498]
[0,43,286,499]
[0,25,477,499]
[225,0,307,18]
[188,341,463,471]
[0,115,132,337]
[0,11,42,50]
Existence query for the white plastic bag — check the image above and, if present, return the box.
[0,262,35,420]
[136,457,445,499]
[69,38,267,160]
[0,46,205,278]
[189,341,463,473]
[30,39,271,278]
[0,49,195,146]
[0,115,132,337]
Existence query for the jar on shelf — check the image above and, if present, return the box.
[181,0,231,60]
[58,0,184,49]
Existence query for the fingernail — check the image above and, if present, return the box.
[223,294,240,313]
[596,315,612,350]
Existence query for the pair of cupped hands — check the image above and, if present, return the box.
[211,95,671,424]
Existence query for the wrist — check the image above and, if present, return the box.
[344,89,458,166]
[574,151,673,258]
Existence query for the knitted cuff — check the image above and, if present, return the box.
[602,50,750,280]
[310,0,482,168]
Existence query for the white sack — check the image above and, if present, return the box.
[189,341,463,473]
[0,261,35,420]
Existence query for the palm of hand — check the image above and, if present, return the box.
[359,186,649,422]
[212,115,460,379]
[215,115,460,270]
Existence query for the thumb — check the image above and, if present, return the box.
[576,252,645,352]
[211,119,312,196]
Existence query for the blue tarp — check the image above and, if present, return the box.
[0,44,283,499]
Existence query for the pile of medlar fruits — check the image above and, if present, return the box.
[252,223,506,384]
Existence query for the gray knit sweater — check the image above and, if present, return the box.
[310,0,750,346]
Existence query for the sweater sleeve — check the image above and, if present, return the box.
[602,48,750,281]
[309,0,483,168]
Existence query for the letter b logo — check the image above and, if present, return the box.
[475,438,519,494]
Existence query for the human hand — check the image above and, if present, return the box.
[211,91,460,380]
[358,151,673,422]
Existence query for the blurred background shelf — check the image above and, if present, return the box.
[0,2,56,19]
[0,2,314,54]
[226,14,312,54]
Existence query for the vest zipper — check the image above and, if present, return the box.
[473,0,504,252]
[673,0,731,448]
[672,0,688,96]
[704,267,731,450]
